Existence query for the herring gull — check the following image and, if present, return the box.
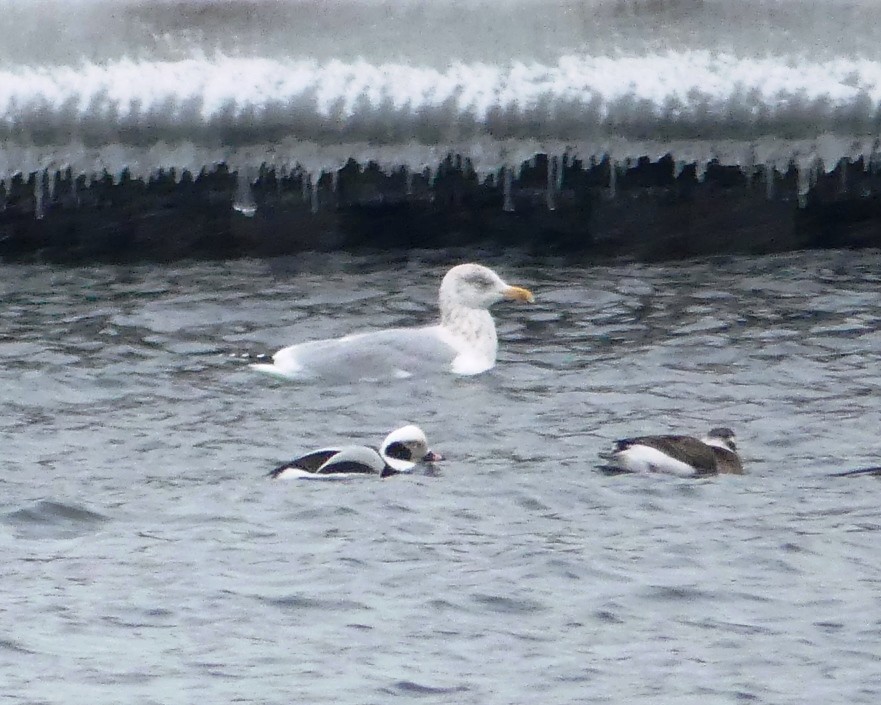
[251,263,534,381]
[267,424,443,479]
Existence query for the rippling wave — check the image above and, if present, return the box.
[4,500,108,538]
[3,250,881,702]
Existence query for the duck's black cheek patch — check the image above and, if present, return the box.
[383,442,413,461]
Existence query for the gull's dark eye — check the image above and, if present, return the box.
[464,274,493,288]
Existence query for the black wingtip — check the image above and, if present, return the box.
[267,463,291,479]
[233,352,273,362]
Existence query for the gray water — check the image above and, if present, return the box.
[3,249,881,704]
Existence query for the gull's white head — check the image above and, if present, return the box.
[439,263,534,311]
[379,424,444,472]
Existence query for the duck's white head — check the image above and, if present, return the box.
[439,263,534,312]
[380,424,444,472]
[702,427,737,454]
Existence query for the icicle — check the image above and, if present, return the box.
[545,156,557,211]
[71,172,80,207]
[301,170,309,202]
[405,165,413,196]
[503,166,514,212]
[609,157,617,199]
[556,153,565,193]
[331,169,339,193]
[34,170,45,220]
[743,145,756,189]
[232,167,257,217]
[796,161,810,209]
[47,170,56,201]
[310,173,320,214]
[764,163,775,200]
[868,140,880,173]
[672,159,684,179]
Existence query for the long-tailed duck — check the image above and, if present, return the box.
[603,427,743,477]
[268,424,442,479]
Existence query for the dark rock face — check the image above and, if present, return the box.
[2,154,881,263]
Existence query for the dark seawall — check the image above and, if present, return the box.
[2,155,881,263]
[2,0,881,262]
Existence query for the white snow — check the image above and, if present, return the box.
[1,0,880,197]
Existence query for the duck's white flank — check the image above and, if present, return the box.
[614,445,701,477]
